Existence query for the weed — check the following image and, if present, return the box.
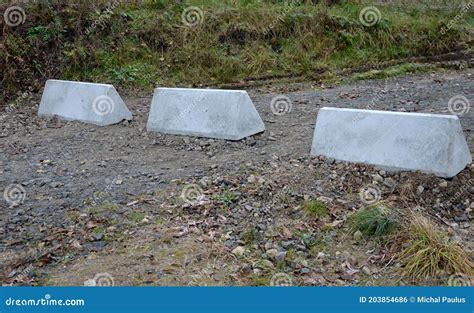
[128,212,146,223]
[395,215,474,280]
[302,199,329,218]
[213,190,239,207]
[88,202,119,215]
[241,228,258,245]
[349,206,398,237]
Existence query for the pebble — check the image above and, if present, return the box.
[383,177,396,189]
[416,185,424,195]
[362,266,371,275]
[254,259,274,269]
[94,232,104,241]
[373,174,383,183]
[353,230,363,241]
[49,181,62,188]
[266,248,279,259]
[231,246,245,256]
[264,242,274,250]
[275,251,287,263]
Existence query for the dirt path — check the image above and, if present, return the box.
[1,69,472,286]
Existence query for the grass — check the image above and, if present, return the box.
[349,206,398,237]
[2,0,472,104]
[213,190,239,207]
[302,199,329,218]
[395,215,474,281]
[128,212,146,223]
[87,202,119,215]
[352,63,433,80]
[241,228,257,245]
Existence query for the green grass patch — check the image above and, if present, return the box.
[353,63,433,80]
[349,206,398,237]
[302,199,329,218]
[128,212,146,223]
[241,228,258,245]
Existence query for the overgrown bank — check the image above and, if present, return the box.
[1,0,473,104]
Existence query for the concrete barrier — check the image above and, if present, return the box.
[310,107,471,177]
[38,80,132,126]
[146,88,265,140]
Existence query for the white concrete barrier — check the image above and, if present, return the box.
[38,80,132,126]
[310,107,471,177]
[146,88,265,140]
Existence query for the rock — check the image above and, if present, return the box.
[247,175,257,183]
[383,177,397,189]
[451,235,462,243]
[416,185,425,195]
[310,108,471,177]
[147,88,265,140]
[264,242,274,250]
[438,181,448,188]
[362,266,372,275]
[38,80,132,126]
[253,259,274,269]
[49,182,62,188]
[231,246,245,256]
[373,174,383,183]
[353,230,363,241]
[275,251,287,263]
[317,252,326,259]
[94,232,104,241]
[341,251,351,261]
[454,214,469,222]
[266,248,279,259]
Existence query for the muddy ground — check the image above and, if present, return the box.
[0,69,473,286]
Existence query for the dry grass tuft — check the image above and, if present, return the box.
[394,215,474,281]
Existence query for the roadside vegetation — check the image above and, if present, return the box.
[1,0,472,104]
[394,215,474,282]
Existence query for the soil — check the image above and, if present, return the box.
[0,69,473,286]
